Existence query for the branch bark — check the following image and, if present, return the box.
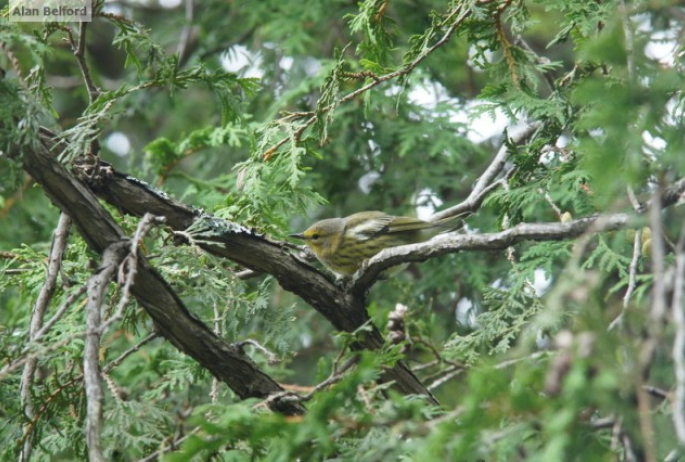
[21,140,306,416]
[32,132,685,411]
[19,212,71,462]
[431,122,541,221]
[68,146,685,407]
[84,241,128,462]
[352,214,632,289]
[74,158,438,403]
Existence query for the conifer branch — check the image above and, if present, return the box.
[18,138,307,416]
[261,4,473,160]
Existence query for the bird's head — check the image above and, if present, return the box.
[290,218,345,257]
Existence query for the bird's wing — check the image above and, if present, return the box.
[384,216,431,233]
[345,211,394,240]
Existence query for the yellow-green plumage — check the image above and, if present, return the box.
[290,211,462,276]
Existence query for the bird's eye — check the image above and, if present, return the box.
[311,233,320,241]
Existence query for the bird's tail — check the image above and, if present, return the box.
[430,211,469,233]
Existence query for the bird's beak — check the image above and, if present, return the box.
[289,232,305,240]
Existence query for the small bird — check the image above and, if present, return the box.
[290,211,464,276]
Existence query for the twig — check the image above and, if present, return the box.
[300,355,359,402]
[430,122,541,221]
[352,176,685,289]
[374,0,390,21]
[515,36,556,92]
[100,214,164,333]
[637,354,657,461]
[413,337,463,369]
[608,228,642,331]
[0,176,33,217]
[590,415,615,429]
[618,0,636,82]
[626,186,641,212]
[237,339,279,364]
[541,190,563,221]
[494,351,548,369]
[665,448,683,462]
[135,428,201,462]
[353,212,633,290]
[423,351,548,391]
[103,332,158,373]
[622,432,638,462]
[235,268,262,279]
[258,355,360,409]
[607,416,637,462]
[427,366,463,391]
[649,185,667,327]
[501,181,519,272]
[261,5,473,160]
[3,269,32,274]
[84,242,129,462]
[176,0,195,66]
[310,356,359,399]
[0,40,25,79]
[73,22,100,104]
[211,302,221,403]
[413,359,440,372]
[33,283,88,341]
[623,227,642,309]
[610,416,622,451]
[494,0,518,88]
[198,26,257,60]
[19,213,71,462]
[69,21,102,157]
[671,219,685,444]
[642,384,670,401]
[634,186,667,462]
[427,405,465,428]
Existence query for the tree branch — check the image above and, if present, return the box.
[20,138,306,416]
[352,214,633,289]
[19,212,71,462]
[68,139,685,406]
[73,157,438,403]
[73,22,100,104]
[608,228,642,331]
[84,241,128,462]
[261,4,474,160]
[431,122,541,221]
[671,219,685,444]
[352,177,685,288]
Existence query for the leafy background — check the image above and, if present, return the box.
[2,0,685,460]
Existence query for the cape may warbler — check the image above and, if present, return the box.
[290,211,463,276]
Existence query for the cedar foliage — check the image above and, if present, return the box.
[2,0,685,460]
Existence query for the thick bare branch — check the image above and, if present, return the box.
[75,159,438,403]
[20,139,306,416]
[70,143,685,405]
